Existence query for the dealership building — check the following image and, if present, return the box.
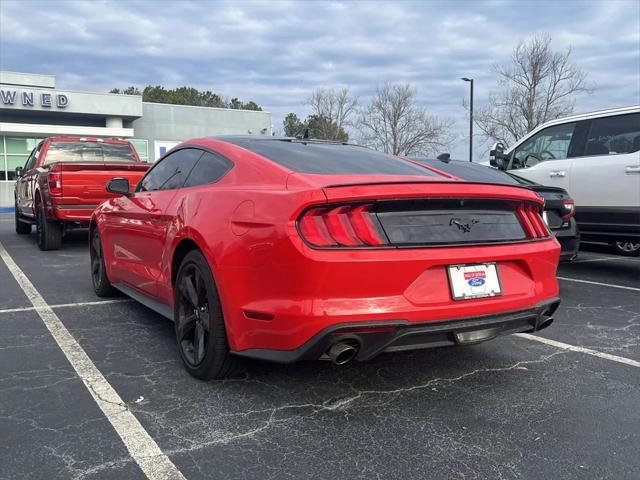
[0,71,273,207]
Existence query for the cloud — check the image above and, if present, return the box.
[1,0,638,159]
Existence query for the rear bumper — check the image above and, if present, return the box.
[553,219,579,260]
[51,204,99,222]
[233,298,561,363]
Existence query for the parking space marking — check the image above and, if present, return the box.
[558,276,640,292]
[517,334,640,368]
[0,241,186,480]
[571,256,640,264]
[0,298,133,315]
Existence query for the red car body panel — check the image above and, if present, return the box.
[15,136,149,224]
[93,137,560,357]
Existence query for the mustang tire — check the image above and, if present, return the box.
[174,250,241,380]
[90,228,118,297]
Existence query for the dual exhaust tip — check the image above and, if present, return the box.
[327,340,360,365]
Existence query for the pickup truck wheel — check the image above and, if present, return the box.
[14,203,31,235]
[36,203,62,251]
[174,250,242,380]
[90,229,117,297]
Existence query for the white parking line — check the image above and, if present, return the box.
[0,241,186,480]
[571,256,640,264]
[558,276,640,292]
[0,298,132,315]
[517,333,640,368]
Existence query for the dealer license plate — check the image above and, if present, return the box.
[447,263,502,300]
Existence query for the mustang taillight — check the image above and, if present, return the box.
[518,203,551,239]
[298,204,388,247]
[561,199,576,220]
[48,171,62,197]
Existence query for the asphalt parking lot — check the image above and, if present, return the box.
[1,213,638,480]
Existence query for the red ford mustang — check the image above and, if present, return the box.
[90,137,560,379]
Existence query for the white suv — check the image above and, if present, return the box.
[490,106,640,253]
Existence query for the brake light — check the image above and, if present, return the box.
[48,171,62,196]
[298,204,388,247]
[561,199,575,220]
[518,204,550,238]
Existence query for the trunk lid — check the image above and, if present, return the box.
[315,181,545,247]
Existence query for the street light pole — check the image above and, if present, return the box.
[461,77,474,162]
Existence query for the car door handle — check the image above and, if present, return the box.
[625,166,640,174]
[549,170,566,178]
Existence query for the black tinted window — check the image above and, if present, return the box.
[138,148,203,192]
[584,113,640,156]
[413,159,523,185]
[183,151,233,187]
[44,142,136,164]
[223,138,438,176]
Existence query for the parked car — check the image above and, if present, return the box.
[14,137,150,250]
[90,136,561,380]
[412,158,579,261]
[489,106,640,255]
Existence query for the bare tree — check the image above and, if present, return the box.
[307,87,358,140]
[357,83,453,156]
[474,35,592,145]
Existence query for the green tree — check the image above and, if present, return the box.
[283,113,305,137]
[306,115,348,142]
[109,86,141,95]
[241,101,262,111]
[109,85,262,110]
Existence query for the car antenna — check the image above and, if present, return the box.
[437,153,451,163]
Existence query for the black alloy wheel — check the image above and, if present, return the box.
[174,250,241,380]
[90,228,117,297]
[177,262,211,367]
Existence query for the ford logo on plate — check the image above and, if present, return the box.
[468,278,485,287]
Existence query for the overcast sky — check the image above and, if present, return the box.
[1,0,639,159]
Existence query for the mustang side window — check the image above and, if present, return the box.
[183,151,233,187]
[583,113,640,157]
[138,148,203,192]
[512,122,576,168]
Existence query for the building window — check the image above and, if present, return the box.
[130,139,149,163]
[0,137,5,181]
[0,136,43,181]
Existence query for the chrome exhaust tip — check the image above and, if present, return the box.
[327,341,359,365]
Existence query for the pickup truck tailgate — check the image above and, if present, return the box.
[49,162,149,220]
[53,162,149,202]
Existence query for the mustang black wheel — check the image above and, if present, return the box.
[90,228,117,297]
[174,250,241,380]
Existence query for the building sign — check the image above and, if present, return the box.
[0,89,69,109]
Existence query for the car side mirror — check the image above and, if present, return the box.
[15,166,23,178]
[489,142,508,170]
[436,153,451,163]
[106,177,131,196]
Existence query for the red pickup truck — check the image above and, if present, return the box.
[14,137,150,250]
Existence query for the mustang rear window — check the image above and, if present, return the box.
[223,138,439,176]
[44,142,136,164]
